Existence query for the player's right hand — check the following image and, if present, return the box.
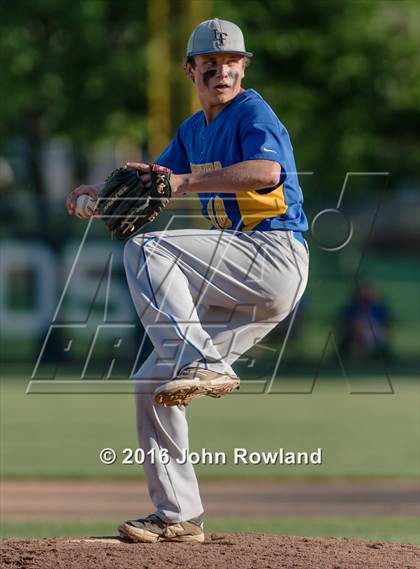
[66,184,102,216]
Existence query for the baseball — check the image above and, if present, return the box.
[75,194,96,219]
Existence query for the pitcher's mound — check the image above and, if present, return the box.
[1,534,418,569]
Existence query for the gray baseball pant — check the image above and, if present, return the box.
[123,228,309,522]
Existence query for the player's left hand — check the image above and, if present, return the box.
[125,162,183,196]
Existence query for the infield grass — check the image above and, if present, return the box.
[1,517,418,544]
[1,376,418,479]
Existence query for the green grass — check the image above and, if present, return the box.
[1,517,418,544]
[1,377,419,479]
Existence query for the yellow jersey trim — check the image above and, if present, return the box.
[236,184,288,231]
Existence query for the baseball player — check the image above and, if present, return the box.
[67,18,309,543]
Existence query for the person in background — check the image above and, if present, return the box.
[338,281,392,362]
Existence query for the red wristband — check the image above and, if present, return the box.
[151,164,172,175]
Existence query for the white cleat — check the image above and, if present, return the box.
[154,367,240,407]
[118,513,205,543]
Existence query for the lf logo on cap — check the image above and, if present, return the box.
[213,29,228,49]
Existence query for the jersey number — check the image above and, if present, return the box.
[207,196,232,229]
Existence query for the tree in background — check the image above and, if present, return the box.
[0,0,148,232]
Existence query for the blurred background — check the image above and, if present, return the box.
[0,0,419,544]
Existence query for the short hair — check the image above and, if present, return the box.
[184,56,196,70]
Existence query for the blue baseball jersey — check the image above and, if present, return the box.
[156,88,308,233]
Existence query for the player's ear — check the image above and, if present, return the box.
[184,57,196,83]
[241,57,248,78]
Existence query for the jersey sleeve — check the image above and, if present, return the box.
[239,120,290,187]
[155,128,190,174]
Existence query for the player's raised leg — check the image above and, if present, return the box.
[146,229,308,406]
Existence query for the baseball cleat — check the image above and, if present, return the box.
[118,513,205,543]
[154,367,240,406]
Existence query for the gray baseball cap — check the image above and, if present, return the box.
[187,18,253,58]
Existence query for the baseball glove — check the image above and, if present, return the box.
[97,165,172,240]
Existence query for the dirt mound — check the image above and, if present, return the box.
[1,534,419,569]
